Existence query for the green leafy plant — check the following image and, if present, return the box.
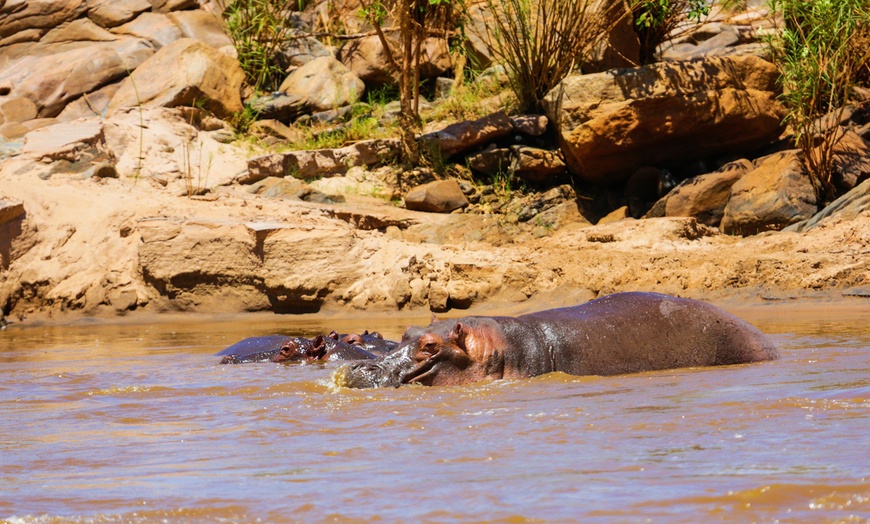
[480,0,613,113]
[768,0,870,204]
[219,0,298,93]
[630,0,709,64]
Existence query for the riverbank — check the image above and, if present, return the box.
[1,133,867,328]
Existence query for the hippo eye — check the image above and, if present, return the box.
[419,340,442,358]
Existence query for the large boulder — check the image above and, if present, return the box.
[339,35,451,86]
[647,159,752,226]
[112,12,184,49]
[107,38,244,119]
[542,55,785,184]
[87,0,152,28]
[785,177,870,232]
[0,38,154,118]
[339,35,398,86]
[404,179,469,213]
[584,0,641,72]
[720,150,817,235]
[418,111,514,158]
[0,0,88,42]
[279,56,365,113]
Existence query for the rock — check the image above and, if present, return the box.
[597,206,630,225]
[404,179,469,213]
[279,56,365,113]
[57,83,121,121]
[148,0,198,12]
[434,77,455,99]
[720,150,817,235]
[419,111,514,158]
[338,35,449,85]
[510,115,548,137]
[339,35,397,86]
[510,146,567,185]
[467,147,512,177]
[278,32,333,69]
[0,200,24,225]
[249,119,304,142]
[661,25,742,61]
[247,92,307,122]
[0,0,88,41]
[542,55,785,184]
[243,138,401,183]
[20,120,106,161]
[463,2,495,70]
[112,12,183,49]
[167,10,232,49]
[584,0,641,72]
[0,96,37,124]
[247,176,309,199]
[826,128,870,193]
[650,159,752,226]
[785,177,870,232]
[505,184,576,222]
[418,38,452,79]
[0,200,25,269]
[87,0,152,28]
[0,118,57,140]
[0,39,154,118]
[108,39,244,119]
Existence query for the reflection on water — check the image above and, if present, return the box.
[1,306,869,522]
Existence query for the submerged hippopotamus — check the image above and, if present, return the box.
[331,330,398,356]
[270,334,377,363]
[333,292,779,388]
[217,335,304,364]
[217,331,390,364]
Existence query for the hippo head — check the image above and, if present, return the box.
[333,320,489,388]
[270,336,322,363]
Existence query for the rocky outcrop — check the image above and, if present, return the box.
[720,150,817,236]
[647,159,752,226]
[107,38,244,119]
[542,55,785,184]
[785,177,870,233]
[243,139,401,183]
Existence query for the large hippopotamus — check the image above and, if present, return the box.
[333,292,779,388]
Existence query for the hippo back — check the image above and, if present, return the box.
[513,292,777,377]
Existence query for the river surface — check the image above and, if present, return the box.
[1,304,869,523]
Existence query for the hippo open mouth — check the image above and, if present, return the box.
[333,348,415,388]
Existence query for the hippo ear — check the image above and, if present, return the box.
[327,330,340,340]
[450,322,470,352]
[311,335,328,359]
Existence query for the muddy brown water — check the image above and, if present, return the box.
[1,304,869,523]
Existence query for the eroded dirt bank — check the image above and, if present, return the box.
[2,122,868,327]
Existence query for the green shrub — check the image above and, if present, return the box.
[768,0,870,204]
[630,0,709,65]
[481,0,613,113]
[219,0,298,93]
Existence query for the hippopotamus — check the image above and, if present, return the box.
[217,331,386,364]
[333,292,779,388]
[217,335,305,364]
[270,334,377,363]
[331,330,398,356]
